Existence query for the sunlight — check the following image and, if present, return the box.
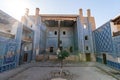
[4,0,31,21]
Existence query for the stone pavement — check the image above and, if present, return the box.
[0,61,119,80]
[96,62,120,80]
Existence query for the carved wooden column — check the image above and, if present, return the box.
[58,20,61,48]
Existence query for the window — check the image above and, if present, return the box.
[86,46,89,50]
[84,24,87,29]
[54,31,57,35]
[63,31,66,35]
[85,36,88,40]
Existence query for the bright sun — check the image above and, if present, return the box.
[4,0,31,21]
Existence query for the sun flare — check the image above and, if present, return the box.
[4,0,31,21]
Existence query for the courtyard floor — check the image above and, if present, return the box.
[0,61,120,80]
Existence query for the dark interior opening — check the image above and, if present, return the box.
[50,47,53,52]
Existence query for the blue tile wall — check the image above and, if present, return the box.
[106,60,120,70]
[96,57,120,70]
[93,22,114,54]
[0,37,18,73]
[113,36,120,57]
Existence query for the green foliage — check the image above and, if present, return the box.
[57,50,69,60]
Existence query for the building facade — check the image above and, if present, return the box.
[21,8,96,61]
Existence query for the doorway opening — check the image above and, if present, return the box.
[86,53,91,61]
[50,47,54,52]
[23,53,28,62]
[103,53,107,64]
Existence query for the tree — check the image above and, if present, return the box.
[57,50,69,76]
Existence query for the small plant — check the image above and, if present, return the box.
[57,50,69,61]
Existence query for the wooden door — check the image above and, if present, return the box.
[103,53,107,64]
[86,53,91,61]
[23,53,28,62]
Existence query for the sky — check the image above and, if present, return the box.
[0,0,120,28]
